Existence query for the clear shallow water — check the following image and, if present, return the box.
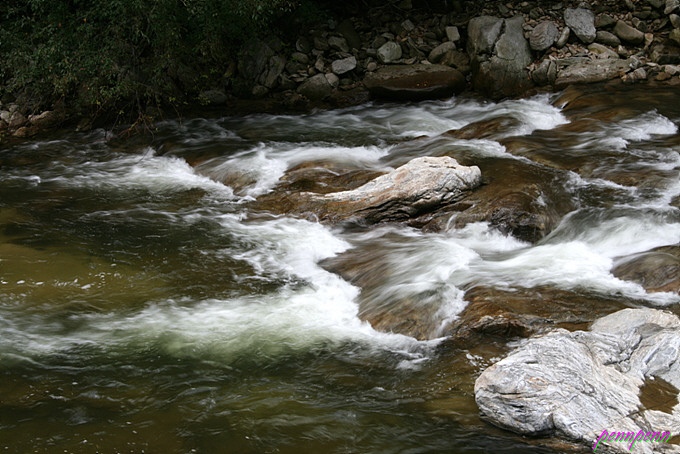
[2,85,680,453]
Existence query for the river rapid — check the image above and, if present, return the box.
[2,84,680,453]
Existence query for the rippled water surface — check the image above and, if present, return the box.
[2,85,680,453]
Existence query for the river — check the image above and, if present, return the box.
[2,84,680,453]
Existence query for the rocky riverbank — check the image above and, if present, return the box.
[3,0,680,139]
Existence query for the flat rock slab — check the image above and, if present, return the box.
[363,64,466,101]
[475,308,680,454]
[555,58,632,88]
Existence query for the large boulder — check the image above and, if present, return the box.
[469,16,534,99]
[298,156,481,224]
[363,64,466,101]
[564,7,596,44]
[475,308,680,454]
[238,39,275,82]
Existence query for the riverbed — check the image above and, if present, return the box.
[2,83,680,453]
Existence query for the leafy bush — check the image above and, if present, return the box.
[0,0,300,118]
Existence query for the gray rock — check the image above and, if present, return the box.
[304,156,482,224]
[331,56,357,75]
[472,16,534,99]
[671,28,680,46]
[596,30,622,47]
[428,41,456,63]
[529,20,560,51]
[296,73,333,100]
[259,55,286,88]
[670,13,680,28]
[238,39,274,82]
[650,43,680,64]
[296,37,312,53]
[589,43,619,58]
[564,8,597,43]
[650,0,666,9]
[467,16,504,55]
[377,42,403,64]
[198,89,228,105]
[614,20,645,44]
[5,111,27,129]
[556,26,571,48]
[291,52,309,65]
[401,19,415,32]
[555,58,631,87]
[328,36,349,53]
[440,49,471,74]
[475,308,680,454]
[324,72,340,89]
[313,35,329,51]
[337,19,362,50]
[666,0,680,15]
[366,61,378,72]
[531,58,558,85]
[446,26,461,42]
[596,13,617,28]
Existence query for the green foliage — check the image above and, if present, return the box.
[0,0,300,118]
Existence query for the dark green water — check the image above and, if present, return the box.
[2,85,680,453]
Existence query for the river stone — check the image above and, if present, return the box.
[589,43,619,59]
[555,58,632,88]
[472,16,534,99]
[596,13,617,28]
[328,36,349,53]
[259,55,286,88]
[300,156,482,224]
[671,13,680,28]
[564,8,596,43]
[446,26,460,42]
[467,16,504,55]
[671,29,680,47]
[530,21,560,51]
[556,26,570,48]
[296,73,333,100]
[475,308,680,454]
[614,20,645,44]
[331,56,357,75]
[596,30,622,47]
[363,64,466,101]
[377,41,403,64]
[666,0,680,15]
[428,41,456,63]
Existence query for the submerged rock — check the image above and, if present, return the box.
[363,64,466,101]
[475,308,680,453]
[612,245,680,293]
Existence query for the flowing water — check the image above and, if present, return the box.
[2,84,680,453]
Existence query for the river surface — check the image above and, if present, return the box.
[2,84,680,453]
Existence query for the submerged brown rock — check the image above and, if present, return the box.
[612,245,680,293]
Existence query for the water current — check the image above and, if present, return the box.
[2,84,680,453]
